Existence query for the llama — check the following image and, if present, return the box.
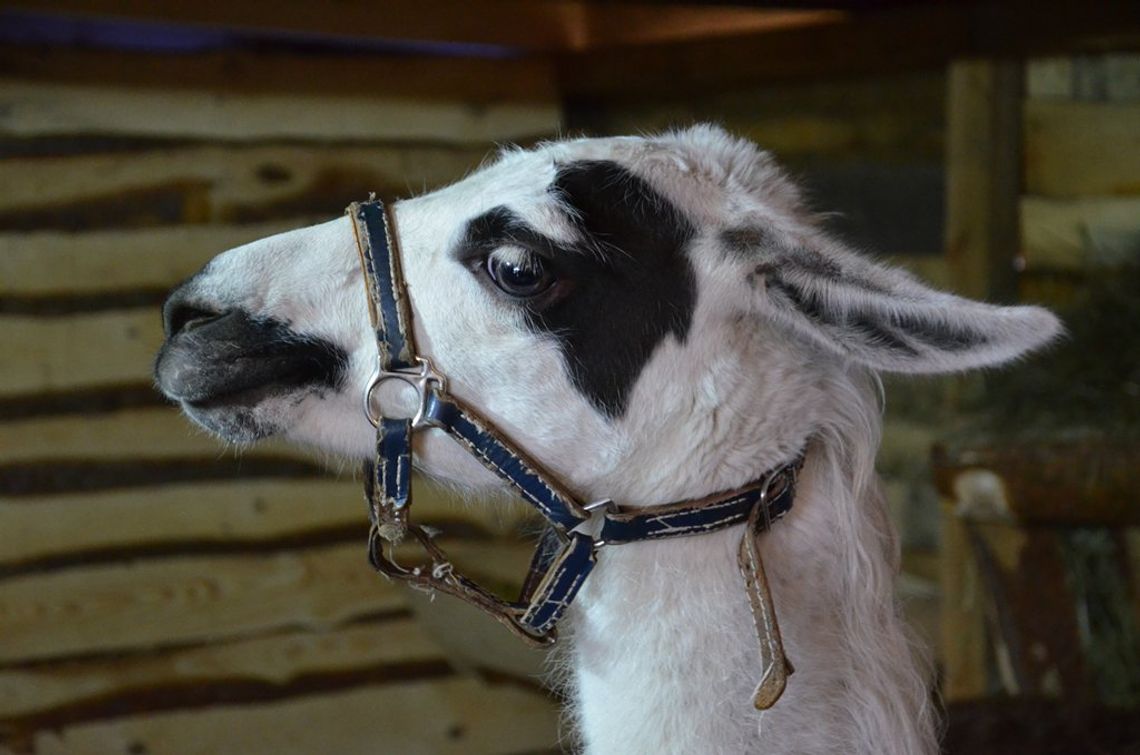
[154,125,1060,754]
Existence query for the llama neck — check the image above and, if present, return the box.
[565,449,937,755]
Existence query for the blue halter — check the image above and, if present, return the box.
[349,199,800,707]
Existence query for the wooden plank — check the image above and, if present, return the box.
[0,479,539,571]
[0,620,445,723]
[0,144,489,231]
[0,407,307,464]
[0,480,362,569]
[18,678,559,755]
[0,223,297,300]
[0,543,399,664]
[1021,195,1140,269]
[2,311,165,397]
[0,80,561,144]
[0,541,534,664]
[0,45,557,103]
[1025,99,1140,197]
[944,60,1023,302]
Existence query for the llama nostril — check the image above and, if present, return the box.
[163,295,227,338]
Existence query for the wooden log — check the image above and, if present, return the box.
[0,541,534,664]
[0,479,540,572]
[0,407,310,465]
[1021,195,1140,269]
[0,542,401,664]
[0,480,363,571]
[0,620,445,725]
[0,80,561,145]
[944,60,1023,302]
[0,222,300,297]
[0,45,557,103]
[1025,100,1140,197]
[0,144,490,231]
[1,311,161,397]
[15,677,559,755]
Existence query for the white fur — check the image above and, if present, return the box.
[170,125,1060,754]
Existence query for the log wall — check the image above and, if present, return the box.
[0,45,563,754]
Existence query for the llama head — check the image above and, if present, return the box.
[154,125,1060,502]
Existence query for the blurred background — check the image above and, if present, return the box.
[1,1,1138,753]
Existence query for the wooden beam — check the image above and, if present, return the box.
[0,45,557,103]
[944,60,1023,302]
[6,0,835,53]
[559,1,1140,102]
[7,0,580,52]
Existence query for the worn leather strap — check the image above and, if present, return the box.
[422,392,589,531]
[739,489,795,710]
[352,200,416,370]
[599,471,795,545]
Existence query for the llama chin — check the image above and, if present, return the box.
[155,124,1060,754]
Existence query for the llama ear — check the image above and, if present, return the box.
[743,237,1062,374]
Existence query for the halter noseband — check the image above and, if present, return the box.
[348,198,800,710]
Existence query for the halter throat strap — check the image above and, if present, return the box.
[349,198,800,709]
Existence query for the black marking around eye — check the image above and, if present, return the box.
[460,205,565,260]
[540,160,697,417]
[460,161,696,418]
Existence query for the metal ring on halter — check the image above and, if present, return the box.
[363,356,446,429]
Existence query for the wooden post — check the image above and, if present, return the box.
[940,58,1024,701]
[944,59,1024,302]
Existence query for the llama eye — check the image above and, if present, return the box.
[484,253,555,298]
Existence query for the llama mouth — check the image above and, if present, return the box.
[154,310,348,417]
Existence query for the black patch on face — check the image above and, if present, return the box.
[458,160,696,417]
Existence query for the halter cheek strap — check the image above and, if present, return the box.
[348,198,800,710]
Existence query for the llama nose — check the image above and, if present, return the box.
[162,287,228,338]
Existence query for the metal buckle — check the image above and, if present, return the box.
[363,356,446,429]
[571,498,617,548]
